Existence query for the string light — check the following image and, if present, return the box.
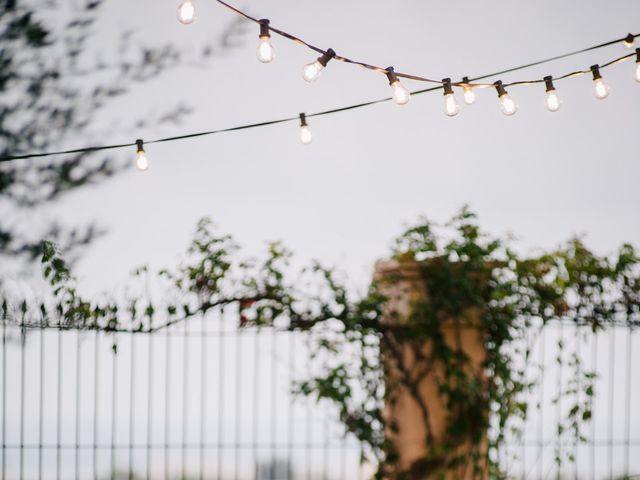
[299,113,312,144]
[442,78,460,117]
[623,33,635,50]
[135,140,149,171]
[386,67,410,105]
[544,76,561,112]
[302,49,336,82]
[494,81,517,116]
[590,65,610,99]
[635,48,640,82]
[461,76,476,105]
[256,19,275,63]
[177,0,196,24]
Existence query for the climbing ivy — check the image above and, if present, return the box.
[1,209,639,478]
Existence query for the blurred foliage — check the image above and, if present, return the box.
[2,209,640,478]
[0,0,246,266]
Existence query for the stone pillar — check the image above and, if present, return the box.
[374,259,487,479]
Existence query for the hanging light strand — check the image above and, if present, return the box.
[1,15,639,163]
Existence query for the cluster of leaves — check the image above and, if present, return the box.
[2,209,639,479]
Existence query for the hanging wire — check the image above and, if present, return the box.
[0,0,637,163]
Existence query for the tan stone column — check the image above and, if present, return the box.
[374,259,487,479]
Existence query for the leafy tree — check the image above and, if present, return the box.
[0,0,245,270]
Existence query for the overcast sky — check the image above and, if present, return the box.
[45,0,640,295]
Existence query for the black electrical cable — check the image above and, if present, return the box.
[0,0,637,163]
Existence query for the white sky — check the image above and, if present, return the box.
[44,0,640,296]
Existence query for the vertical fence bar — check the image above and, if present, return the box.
[537,327,546,480]
[623,327,632,476]
[234,325,242,480]
[199,315,207,480]
[57,321,62,480]
[217,316,224,480]
[19,317,25,480]
[270,329,277,479]
[164,328,171,480]
[287,331,293,480]
[111,338,118,480]
[608,329,615,479]
[1,315,5,480]
[129,329,136,480]
[146,331,153,480]
[75,330,81,480]
[93,330,100,480]
[590,332,597,480]
[39,319,44,480]
[182,320,188,480]
[253,328,259,474]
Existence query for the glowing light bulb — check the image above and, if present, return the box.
[391,81,410,105]
[135,140,148,171]
[302,49,335,83]
[623,34,635,50]
[635,63,640,82]
[494,81,517,116]
[256,38,275,63]
[543,76,560,112]
[177,0,195,24]
[299,113,312,145]
[546,91,560,112]
[256,20,274,63]
[441,78,459,117]
[444,94,459,116]
[590,65,609,100]
[461,76,476,105]
[303,61,323,82]
[593,78,609,99]
[386,67,410,105]
[300,126,312,145]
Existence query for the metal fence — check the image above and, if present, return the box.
[0,313,637,479]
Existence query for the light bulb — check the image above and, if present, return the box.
[494,81,516,116]
[391,81,410,105]
[136,151,149,171]
[256,38,275,63]
[302,49,335,83]
[463,86,476,105]
[593,78,609,99]
[135,140,148,171]
[623,34,635,50]
[302,61,323,82]
[545,91,560,112]
[298,113,312,145]
[635,63,640,82]
[386,67,410,105]
[499,95,517,116]
[177,0,195,24]
[256,20,274,63]
[590,65,609,100]
[461,76,475,105]
[444,94,459,116]
[300,126,312,145]
[441,78,459,117]
[543,76,560,112]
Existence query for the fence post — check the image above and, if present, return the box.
[374,259,488,479]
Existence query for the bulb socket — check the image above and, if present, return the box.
[625,33,635,45]
[462,76,471,87]
[494,80,507,97]
[442,78,454,95]
[543,75,555,92]
[636,48,640,63]
[386,66,399,85]
[316,48,336,67]
[259,19,270,39]
[299,113,308,127]
[590,65,602,80]
[136,139,144,153]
